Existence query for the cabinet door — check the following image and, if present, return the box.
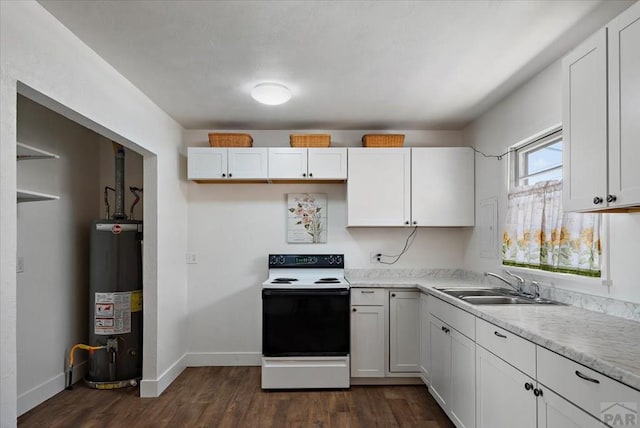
[389,291,420,373]
[450,328,476,428]
[562,28,609,212]
[429,315,451,411]
[268,148,308,179]
[537,387,607,428]
[350,305,385,377]
[187,147,227,180]
[412,147,475,226]
[347,148,410,226]
[476,346,536,428]
[227,148,268,179]
[419,293,430,384]
[308,148,347,179]
[608,2,640,208]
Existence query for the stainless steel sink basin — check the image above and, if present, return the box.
[460,295,535,305]
[434,287,564,305]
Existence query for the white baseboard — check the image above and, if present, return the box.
[17,361,88,416]
[185,352,261,367]
[140,353,187,398]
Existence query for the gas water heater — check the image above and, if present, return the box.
[69,143,143,389]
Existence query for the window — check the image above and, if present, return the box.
[514,130,563,188]
[503,128,602,278]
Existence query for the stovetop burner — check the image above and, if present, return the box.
[315,278,340,284]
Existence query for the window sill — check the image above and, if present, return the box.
[503,265,606,288]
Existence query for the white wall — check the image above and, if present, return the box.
[462,59,640,303]
[184,129,471,363]
[16,96,103,414]
[1,2,188,424]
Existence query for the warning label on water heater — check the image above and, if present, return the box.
[94,292,132,335]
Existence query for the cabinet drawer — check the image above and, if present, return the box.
[537,346,640,420]
[476,318,536,378]
[429,297,475,339]
[351,288,385,305]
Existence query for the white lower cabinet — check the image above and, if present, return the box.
[476,345,537,428]
[419,293,430,384]
[389,291,420,373]
[350,288,421,381]
[450,329,476,428]
[428,303,476,428]
[429,314,452,409]
[350,304,385,377]
[538,387,607,428]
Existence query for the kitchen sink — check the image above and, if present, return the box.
[434,287,564,305]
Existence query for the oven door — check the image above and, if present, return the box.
[262,288,350,357]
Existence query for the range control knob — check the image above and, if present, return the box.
[278,256,285,265]
[336,255,343,265]
[327,256,335,264]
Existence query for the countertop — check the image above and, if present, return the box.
[347,275,640,391]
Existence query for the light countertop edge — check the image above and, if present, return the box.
[348,277,640,391]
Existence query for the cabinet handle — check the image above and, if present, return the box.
[391,293,396,297]
[524,382,533,391]
[441,326,447,332]
[352,308,357,312]
[222,173,226,177]
[575,370,600,384]
[309,173,313,177]
[533,388,543,397]
[228,173,233,178]
[412,221,417,225]
[404,221,410,225]
[593,196,603,205]
[360,290,375,294]
[494,331,507,339]
[302,173,307,177]
[607,194,617,203]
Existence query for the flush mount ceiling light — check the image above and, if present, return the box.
[251,82,292,105]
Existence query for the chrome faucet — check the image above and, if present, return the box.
[484,271,521,294]
[504,270,526,291]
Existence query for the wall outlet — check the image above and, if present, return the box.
[369,252,381,264]
[185,252,199,264]
[16,257,24,273]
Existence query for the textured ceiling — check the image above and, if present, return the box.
[38,0,633,130]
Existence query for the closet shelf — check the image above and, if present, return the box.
[17,142,59,160]
[17,189,60,203]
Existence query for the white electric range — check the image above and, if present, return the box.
[261,254,350,389]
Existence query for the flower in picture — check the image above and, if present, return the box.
[289,193,323,243]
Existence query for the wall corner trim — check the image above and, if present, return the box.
[139,353,188,398]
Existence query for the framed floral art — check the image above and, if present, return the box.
[287,193,327,244]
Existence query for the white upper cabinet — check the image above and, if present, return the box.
[563,2,640,211]
[347,147,475,226]
[412,147,475,226]
[187,147,268,180]
[308,148,347,179]
[608,2,640,208]
[268,147,347,180]
[347,148,411,226]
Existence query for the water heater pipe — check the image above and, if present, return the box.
[66,344,105,390]
[112,143,127,220]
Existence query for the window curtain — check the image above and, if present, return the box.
[502,180,601,277]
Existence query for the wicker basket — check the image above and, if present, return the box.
[362,134,405,147]
[208,133,253,147]
[290,134,331,147]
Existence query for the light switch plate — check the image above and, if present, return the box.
[17,257,24,273]
[185,252,198,264]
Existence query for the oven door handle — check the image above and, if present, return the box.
[262,289,350,297]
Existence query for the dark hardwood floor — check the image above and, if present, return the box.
[18,367,455,427]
